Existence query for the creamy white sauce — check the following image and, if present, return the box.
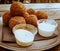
[14,29,34,42]
[38,21,57,37]
[38,23,56,32]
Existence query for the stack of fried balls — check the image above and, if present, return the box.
[3,2,48,29]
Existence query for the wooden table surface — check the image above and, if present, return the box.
[0,44,60,51]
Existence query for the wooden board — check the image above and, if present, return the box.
[2,25,57,43]
[0,20,59,51]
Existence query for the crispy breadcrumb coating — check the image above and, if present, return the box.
[27,8,36,14]
[3,11,12,25]
[9,16,26,29]
[23,12,30,18]
[10,2,27,16]
[24,14,37,27]
[35,10,48,19]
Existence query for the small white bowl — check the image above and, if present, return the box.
[37,19,58,37]
[12,24,37,36]
[14,29,34,46]
[12,24,37,46]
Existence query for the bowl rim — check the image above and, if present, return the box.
[12,24,37,36]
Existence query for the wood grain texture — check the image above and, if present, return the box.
[0,44,60,51]
[2,25,57,43]
[0,20,59,51]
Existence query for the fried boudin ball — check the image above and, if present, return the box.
[3,11,12,25]
[27,8,36,14]
[9,16,26,29]
[10,2,27,16]
[35,10,48,19]
[28,15,37,27]
[23,12,30,18]
[24,14,37,27]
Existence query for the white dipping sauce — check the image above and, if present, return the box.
[38,22,56,37]
[38,23,55,32]
[14,29,34,43]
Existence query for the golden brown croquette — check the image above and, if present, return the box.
[23,12,30,18]
[9,16,26,29]
[10,2,27,16]
[24,14,37,27]
[3,11,12,25]
[35,10,48,19]
[27,8,36,15]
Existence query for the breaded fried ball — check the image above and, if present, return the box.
[9,16,26,29]
[25,15,37,27]
[35,10,48,19]
[3,11,12,25]
[23,12,30,18]
[10,2,27,16]
[27,8,36,14]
